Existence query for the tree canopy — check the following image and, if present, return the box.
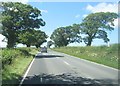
[51,12,118,47]
[80,12,118,46]
[33,30,48,48]
[47,40,54,48]
[50,24,82,47]
[18,29,48,48]
[1,2,45,48]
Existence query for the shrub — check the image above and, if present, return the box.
[1,48,32,69]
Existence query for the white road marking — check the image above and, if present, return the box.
[42,53,48,55]
[59,52,118,71]
[86,76,94,79]
[40,78,42,82]
[73,57,119,71]
[19,57,35,86]
[64,61,70,66]
[56,57,60,59]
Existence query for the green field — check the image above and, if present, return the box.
[52,44,119,69]
[1,48,38,86]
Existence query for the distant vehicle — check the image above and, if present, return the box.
[41,46,47,53]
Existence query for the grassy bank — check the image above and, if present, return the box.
[1,47,38,86]
[52,44,119,69]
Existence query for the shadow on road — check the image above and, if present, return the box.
[21,73,118,86]
[35,54,64,58]
[2,73,22,86]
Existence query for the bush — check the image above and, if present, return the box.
[2,49,18,68]
[2,47,38,85]
[2,48,33,69]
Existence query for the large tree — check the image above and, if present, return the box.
[80,12,118,46]
[47,40,54,48]
[18,29,47,48]
[33,30,48,48]
[50,24,82,47]
[18,29,35,47]
[1,2,45,48]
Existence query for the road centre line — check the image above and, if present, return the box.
[63,60,94,79]
[63,61,70,66]
[57,51,119,71]
[53,54,94,79]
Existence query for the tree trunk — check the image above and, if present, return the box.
[7,37,15,48]
[35,45,39,48]
[7,29,16,48]
[87,37,92,46]
[27,45,30,47]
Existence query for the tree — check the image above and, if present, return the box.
[33,30,48,48]
[47,41,54,48]
[50,24,81,47]
[1,2,45,48]
[80,12,118,46]
[18,29,48,48]
[18,29,35,47]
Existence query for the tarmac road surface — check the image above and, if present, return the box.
[19,49,119,86]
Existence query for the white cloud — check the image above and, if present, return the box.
[0,34,5,42]
[86,3,118,13]
[113,19,118,28]
[41,9,48,13]
[0,0,29,4]
[85,3,118,28]
[0,34,7,48]
[75,14,80,18]
[83,14,88,18]
[19,0,29,4]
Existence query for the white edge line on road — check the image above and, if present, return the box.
[19,56,36,86]
[52,50,119,71]
[56,57,60,59]
[72,56,119,71]
[63,61,70,66]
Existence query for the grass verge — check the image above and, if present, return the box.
[52,44,119,69]
[1,47,38,86]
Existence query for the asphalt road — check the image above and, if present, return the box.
[20,49,119,86]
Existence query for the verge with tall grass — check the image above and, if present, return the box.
[52,44,119,69]
[1,47,38,86]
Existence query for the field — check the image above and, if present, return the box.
[52,44,119,69]
[1,48,38,86]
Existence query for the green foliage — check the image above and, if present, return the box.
[53,44,119,69]
[18,29,48,48]
[50,24,82,47]
[2,48,31,69]
[1,2,45,48]
[50,12,117,47]
[2,49,20,68]
[47,41,54,48]
[80,12,118,46]
[18,29,35,47]
[33,30,48,48]
[2,48,38,85]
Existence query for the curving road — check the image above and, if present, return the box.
[19,49,119,86]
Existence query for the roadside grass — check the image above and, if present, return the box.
[1,47,38,86]
[52,44,119,69]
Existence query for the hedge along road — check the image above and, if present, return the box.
[19,49,119,86]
